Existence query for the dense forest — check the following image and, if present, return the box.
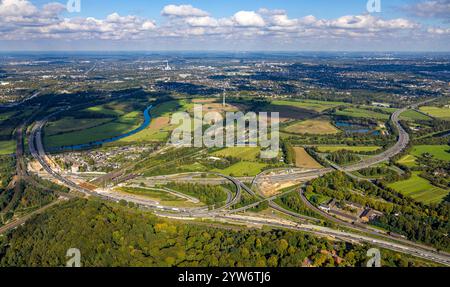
[0,155,15,190]
[275,192,320,219]
[163,182,228,206]
[0,170,67,225]
[327,150,361,165]
[281,141,295,165]
[0,199,435,267]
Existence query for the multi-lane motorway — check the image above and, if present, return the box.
[24,99,450,266]
[255,100,431,185]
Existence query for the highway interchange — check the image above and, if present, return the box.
[15,98,450,266]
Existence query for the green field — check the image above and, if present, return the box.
[398,154,418,167]
[400,110,433,121]
[45,117,113,136]
[214,161,268,177]
[117,187,199,207]
[0,140,15,155]
[179,162,208,173]
[118,101,186,143]
[45,121,140,148]
[388,172,448,204]
[284,119,339,135]
[152,101,186,117]
[420,106,450,120]
[411,145,450,161]
[335,108,390,120]
[44,101,148,148]
[212,147,261,161]
[272,100,344,112]
[316,145,381,153]
[86,105,122,116]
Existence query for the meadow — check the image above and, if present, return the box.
[44,100,150,148]
[45,120,140,148]
[212,147,261,161]
[44,117,114,136]
[397,154,418,167]
[272,100,345,113]
[400,110,433,121]
[284,119,339,135]
[214,161,268,177]
[0,140,15,155]
[263,104,317,121]
[388,172,448,204]
[410,145,450,161]
[316,145,381,153]
[293,147,322,169]
[335,108,390,120]
[119,100,187,143]
[420,106,450,121]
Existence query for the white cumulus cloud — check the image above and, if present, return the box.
[232,11,266,27]
[161,4,209,17]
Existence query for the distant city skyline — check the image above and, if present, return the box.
[0,0,449,51]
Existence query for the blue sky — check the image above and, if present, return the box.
[34,0,442,23]
[0,0,449,51]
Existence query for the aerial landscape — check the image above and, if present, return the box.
[0,0,449,272]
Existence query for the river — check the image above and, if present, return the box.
[50,105,153,152]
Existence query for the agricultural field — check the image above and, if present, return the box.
[152,100,186,117]
[44,117,113,136]
[283,119,339,135]
[0,140,15,155]
[213,161,268,177]
[119,100,188,143]
[397,145,450,167]
[361,106,397,114]
[388,172,448,204]
[316,145,381,153]
[420,106,450,121]
[119,116,172,143]
[272,100,345,113]
[212,147,261,161]
[411,145,450,161]
[400,110,433,121]
[44,101,150,148]
[293,147,322,169]
[263,103,318,121]
[191,98,241,113]
[361,106,429,122]
[397,154,418,167]
[45,120,140,148]
[335,108,390,120]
